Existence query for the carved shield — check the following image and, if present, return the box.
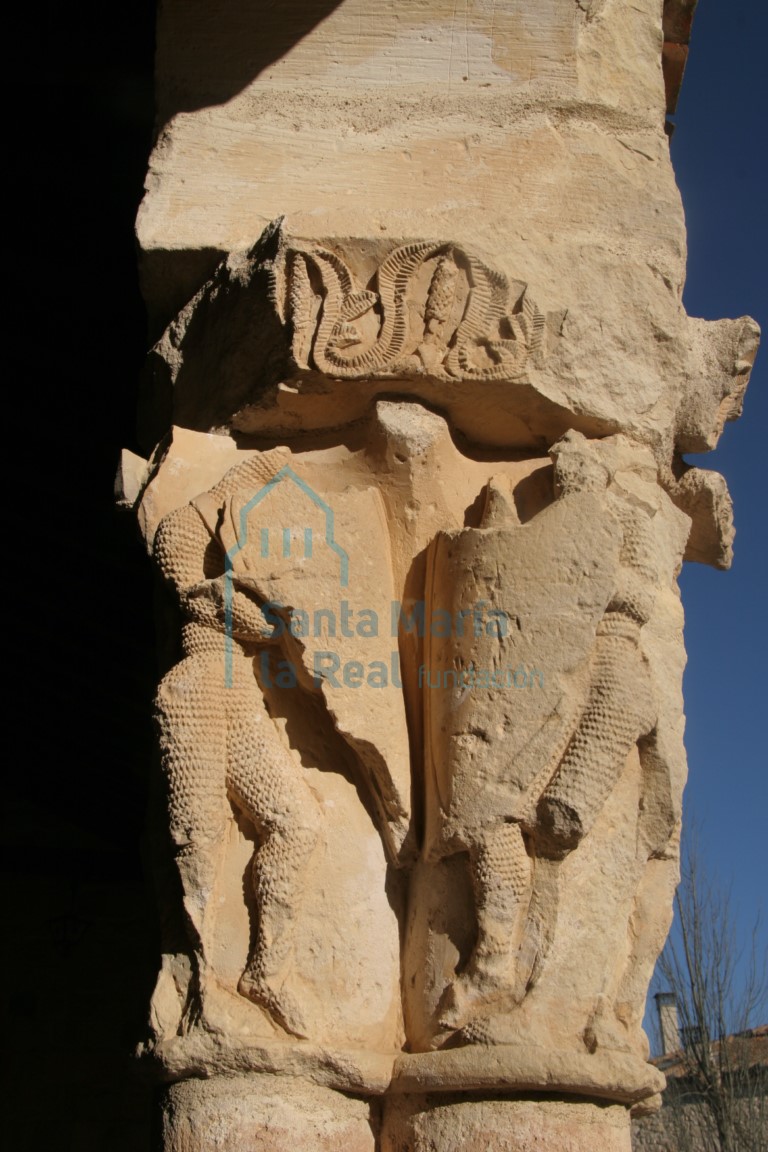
[423,490,622,853]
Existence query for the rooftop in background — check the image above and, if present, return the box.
[663,0,698,115]
[653,1023,768,1079]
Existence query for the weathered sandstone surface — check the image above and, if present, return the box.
[123,2,758,1148]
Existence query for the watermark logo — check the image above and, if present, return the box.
[224,466,349,686]
[222,468,544,694]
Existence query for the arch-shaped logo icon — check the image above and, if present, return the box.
[224,465,349,686]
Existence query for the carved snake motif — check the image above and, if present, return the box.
[292,242,544,381]
[306,242,445,377]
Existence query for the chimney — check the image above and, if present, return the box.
[655,991,681,1054]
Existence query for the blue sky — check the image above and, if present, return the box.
[644,0,767,1044]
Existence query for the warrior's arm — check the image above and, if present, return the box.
[154,502,219,593]
[155,501,284,643]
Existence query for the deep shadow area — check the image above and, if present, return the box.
[2,4,160,1149]
[153,0,346,124]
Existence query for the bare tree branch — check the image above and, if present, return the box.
[649,830,767,1152]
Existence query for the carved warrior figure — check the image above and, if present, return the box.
[153,453,324,1039]
[536,437,658,857]
[152,445,415,1042]
[423,432,667,1041]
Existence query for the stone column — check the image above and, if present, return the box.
[120,2,759,1148]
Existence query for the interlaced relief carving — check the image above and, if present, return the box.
[288,241,546,381]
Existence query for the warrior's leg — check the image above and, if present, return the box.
[613,735,681,1050]
[537,626,655,856]
[440,822,531,1027]
[155,655,229,965]
[225,687,322,1038]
